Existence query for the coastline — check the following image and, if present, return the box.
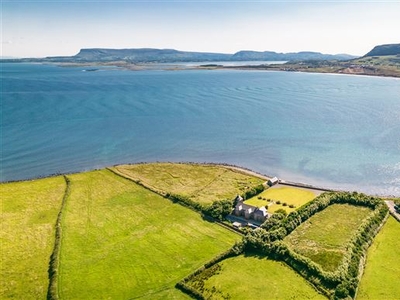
[3,60,399,79]
[3,161,397,199]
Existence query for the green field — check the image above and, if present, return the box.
[192,255,326,299]
[357,217,400,300]
[58,169,239,299]
[0,177,66,299]
[112,163,264,204]
[284,204,372,271]
[244,186,317,214]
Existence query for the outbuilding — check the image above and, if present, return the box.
[267,177,279,186]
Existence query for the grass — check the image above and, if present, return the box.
[357,217,400,300]
[192,255,326,299]
[58,169,239,299]
[284,204,372,272]
[244,186,317,214]
[112,163,264,204]
[0,177,66,299]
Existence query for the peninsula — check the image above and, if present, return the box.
[2,43,399,78]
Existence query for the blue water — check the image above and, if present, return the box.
[1,63,400,196]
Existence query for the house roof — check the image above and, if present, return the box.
[237,203,257,212]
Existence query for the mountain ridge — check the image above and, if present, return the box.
[69,48,356,62]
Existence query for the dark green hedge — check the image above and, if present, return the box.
[243,191,389,299]
[47,176,71,300]
[176,242,244,299]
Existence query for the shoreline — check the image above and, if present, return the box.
[2,161,398,199]
[3,60,400,79]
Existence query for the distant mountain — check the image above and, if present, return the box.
[364,43,400,57]
[1,48,357,64]
[71,48,232,62]
[231,50,355,61]
[44,48,355,63]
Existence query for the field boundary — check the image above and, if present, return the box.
[46,175,70,300]
[353,213,390,299]
[108,167,244,237]
[244,192,389,299]
[176,243,244,299]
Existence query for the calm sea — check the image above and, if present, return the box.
[1,63,400,196]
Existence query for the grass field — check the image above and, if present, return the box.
[357,217,400,300]
[58,169,239,299]
[112,163,264,204]
[0,177,66,299]
[194,255,326,299]
[244,186,317,214]
[284,204,372,272]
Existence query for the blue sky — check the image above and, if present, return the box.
[2,1,399,58]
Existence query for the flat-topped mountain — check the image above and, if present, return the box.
[364,43,400,57]
[73,48,232,62]
[39,48,356,63]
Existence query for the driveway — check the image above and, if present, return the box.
[384,200,400,222]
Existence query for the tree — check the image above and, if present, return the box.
[205,200,233,220]
[275,208,288,216]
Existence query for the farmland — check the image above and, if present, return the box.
[0,177,66,299]
[1,162,398,300]
[244,186,317,214]
[357,217,400,299]
[112,163,264,204]
[190,255,326,299]
[284,204,372,271]
[58,169,239,299]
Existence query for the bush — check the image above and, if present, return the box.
[276,200,281,204]
[289,204,295,208]
[282,202,287,206]
[242,184,264,199]
[275,208,287,216]
[205,199,234,221]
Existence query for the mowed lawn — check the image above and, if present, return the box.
[199,255,326,299]
[59,169,239,299]
[284,204,372,272]
[357,217,400,300]
[245,186,317,214]
[0,177,66,299]
[112,163,264,204]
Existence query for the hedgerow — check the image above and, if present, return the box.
[47,176,71,300]
[176,242,244,299]
[243,191,389,299]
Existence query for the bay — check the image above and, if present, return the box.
[1,63,399,196]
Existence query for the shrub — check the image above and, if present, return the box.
[282,202,287,206]
[242,184,264,199]
[205,199,234,221]
[276,200,281,205]
[275,208,287,216]
[289,204,295,208]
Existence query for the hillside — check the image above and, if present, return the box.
[231,50,354,61]
[364,43,400,57]
[1,48,356,63]
[71,48,356,62]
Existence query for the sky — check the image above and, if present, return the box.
[2,0,400,58]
